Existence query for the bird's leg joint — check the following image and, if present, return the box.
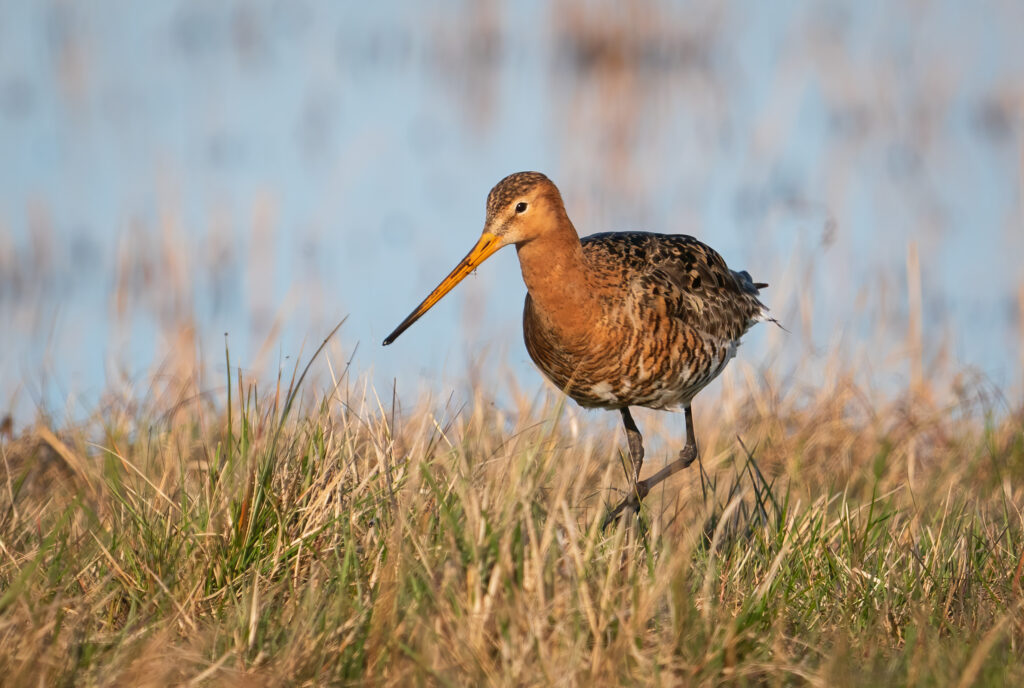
[678,443,697,468]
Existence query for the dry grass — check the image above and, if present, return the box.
[1,335,1022,687]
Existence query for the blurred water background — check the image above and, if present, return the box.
[1,0,1023,425]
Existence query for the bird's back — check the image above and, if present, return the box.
[524,231,767,409]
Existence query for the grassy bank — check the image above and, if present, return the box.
[1,352,1022,686]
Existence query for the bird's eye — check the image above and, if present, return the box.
[515,202,528,213]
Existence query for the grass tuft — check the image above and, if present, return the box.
[1,352,1022,685]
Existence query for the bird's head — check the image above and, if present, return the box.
[481,171,566,245]
[383,171,562,346]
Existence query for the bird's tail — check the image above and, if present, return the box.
[735,270,787,331]
[734,269,768,295]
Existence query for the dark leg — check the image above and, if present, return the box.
[603,407,645,529]
[603,405,699,528]
[619,407,644,483]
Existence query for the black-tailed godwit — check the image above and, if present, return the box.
[384,172,769,524]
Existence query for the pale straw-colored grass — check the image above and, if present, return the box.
[1,331,1021,686]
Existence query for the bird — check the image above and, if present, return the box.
[383,171,769,525]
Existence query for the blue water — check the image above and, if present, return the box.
[1,1,1022,423]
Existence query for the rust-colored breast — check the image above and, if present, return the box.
[522,232,766,410]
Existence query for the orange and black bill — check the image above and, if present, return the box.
[382,232,503,345]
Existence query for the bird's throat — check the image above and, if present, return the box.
[515,228,598,343]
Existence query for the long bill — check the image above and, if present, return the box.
[382,232,503,345]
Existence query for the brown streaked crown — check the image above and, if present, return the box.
[486,171,550,217]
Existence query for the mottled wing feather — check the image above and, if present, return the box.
[581,232,765,342]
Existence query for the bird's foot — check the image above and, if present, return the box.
[602,445,698,530]
[602,480,650,530]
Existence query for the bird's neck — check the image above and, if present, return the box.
[515,218,598,341]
